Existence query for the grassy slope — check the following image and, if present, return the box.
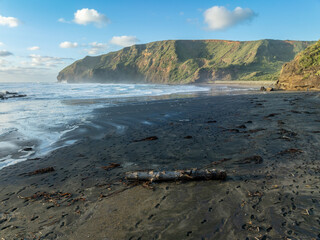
[298,40,320,73]
[58,39,313,84]
[277,40,320,90]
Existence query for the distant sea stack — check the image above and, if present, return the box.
[57,39,313,84]
[277,40,320,90]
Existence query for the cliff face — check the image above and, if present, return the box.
[57,39,313,84]
[277,40,320,90]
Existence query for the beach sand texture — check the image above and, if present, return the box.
[0,92,319,239]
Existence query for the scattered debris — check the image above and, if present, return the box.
[99,193,107,200]
[179,119,190,122]
[237,125,247,129]
[242,223,260,232]
[224,129,240,133]
[133,136,158,142]
[237,156,263,164]
[23,147,33,151]
[303,209,310,216]
[278,129,297,141]
[28,158,41,161]
[101,163,120,171]
[68,197,86,206]
[280,136,291,141]
[18,192,72,207]
[278,149,303,155]
[211,158,232,165]
[207,120,217,123]
[141,181,155,190]
[264,113,280,118]
[184,135,193,139]
[28,167,55,176]
[248,191,263,197]
[126,168,227,182]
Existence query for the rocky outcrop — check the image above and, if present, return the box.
[58,39,313,84]
[277,40,320,90]
[0,91,27,100]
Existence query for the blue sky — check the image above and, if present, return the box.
[0,0,320,82]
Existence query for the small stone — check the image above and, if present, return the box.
[260,86,267,91]
[23,147,33,151]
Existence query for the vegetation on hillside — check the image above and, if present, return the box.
[58,39,313,84]
[299,40,320,70]
[277,40,320,90]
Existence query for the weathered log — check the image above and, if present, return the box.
[125,168,226,182]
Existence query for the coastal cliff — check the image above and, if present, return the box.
[57,39,313,84]
[277,40,320,90]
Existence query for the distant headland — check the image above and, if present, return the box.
[57,39,314,85]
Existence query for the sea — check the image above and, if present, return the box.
[0,82,256,169]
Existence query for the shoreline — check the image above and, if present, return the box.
[0,91,319,239]
[0,83,257,170]
[213,80,276,86]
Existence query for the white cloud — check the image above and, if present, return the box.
[0,42,4,46]
[110,36,139,47]
[0,14,20,27]
[85,42,108,55]
[0,50,13,57]
[0,65,59,82]
[27,46,40,51]
[24,54,72,67]
[58,18,71,23]
[59,41,78,48]
[0,59,8,66]
[73,8,109,26]
[203,6,256,31]
[0,55,74,82]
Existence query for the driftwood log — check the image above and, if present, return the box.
[125,168,226,182]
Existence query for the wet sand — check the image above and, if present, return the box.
[0,91,319,239]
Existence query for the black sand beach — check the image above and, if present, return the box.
[0,91,319,239]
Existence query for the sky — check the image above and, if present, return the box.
[0,0,320,82]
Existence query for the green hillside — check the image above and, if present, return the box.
[277,40,320,90]
[57,39,313,84]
